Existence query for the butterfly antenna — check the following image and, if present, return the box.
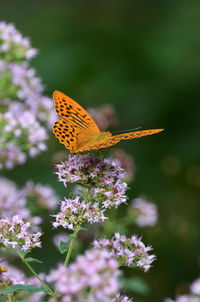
[112,127,142,134]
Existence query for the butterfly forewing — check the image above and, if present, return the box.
[53,91,100,134]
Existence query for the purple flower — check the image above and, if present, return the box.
[131,197,158,227]
[47,248,120,301]
[0,22,57,170]
[52,196,107,230]
[0,177,42,227]
[0,261,27,286]
[0,21,38,62]
[190,278,200,295]
[165,296,198,302]
[0,177,28,218]
[56,154,127,209]
[0,261,45,301]
[93,233,155,272]
[22,181,58,211]
[112,294,133,302]
[0,215,42,252]
[0,108,47,169]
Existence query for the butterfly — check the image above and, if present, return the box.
[0,266,7,273]
[53,91,163,154]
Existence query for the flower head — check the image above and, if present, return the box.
[22,181,58,211]
[47,248,120,301]
[52,196,107,230]
[93,233,155,272]
[0,177,28,218]
[112,294,133,302]
[131,197,158,227]
[190,278,200,295]
[165,295,199,302]
[0,22,56,169]
[56,154,127,209]
[0,21,37,62]
[0,215,42,252]
[0,178,42,228]
[0,261,27,287]
[0,106,47,169]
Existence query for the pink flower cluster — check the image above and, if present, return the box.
[0,21,37,61]
[0,261,27,286]
[0,177,58,223]
[0,261,45,302]
[131,197,158,227]
[112,295,133,302]
[0,109,47,169]
[0,215,42,252]
[0,63,56,127]
[0,22,56,170]
[93,233,155,272]
[0,177,29,219]
[53,196,107,230]
[47,248,120,301]
[54,155,127,229]
[22,180,58,211]
[165,296,198,302]
[56,154,127,209]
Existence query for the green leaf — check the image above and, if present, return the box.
[59,240,69,254]
[1,284,47,294]
[25,257,43,264]
[16,300,28,302]
[119,276,150,295]
[79,226,88,231]
[69,234,77,240]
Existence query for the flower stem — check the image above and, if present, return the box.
[64,225,80,266]
[7,293,12,302]
[15,249,55,296]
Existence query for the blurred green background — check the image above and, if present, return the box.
[1,0,200,301]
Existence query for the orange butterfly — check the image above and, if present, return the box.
[53,91,163,154]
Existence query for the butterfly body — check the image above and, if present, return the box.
[53,91,163,153]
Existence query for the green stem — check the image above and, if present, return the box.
[6,293,12,302]
[64,225,80,266]
[15,249,55,296]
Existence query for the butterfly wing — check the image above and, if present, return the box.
[53,91,100,134]
[53,119,79,153]
[75,129,164,153]
[53,91,101,152]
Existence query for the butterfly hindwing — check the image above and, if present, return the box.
[75,129,163,153]
[53,119,78,153]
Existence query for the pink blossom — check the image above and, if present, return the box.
[131,197,158,227]
[93,233,155,272]
[0,215,42,252]
[47,249,120,301]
